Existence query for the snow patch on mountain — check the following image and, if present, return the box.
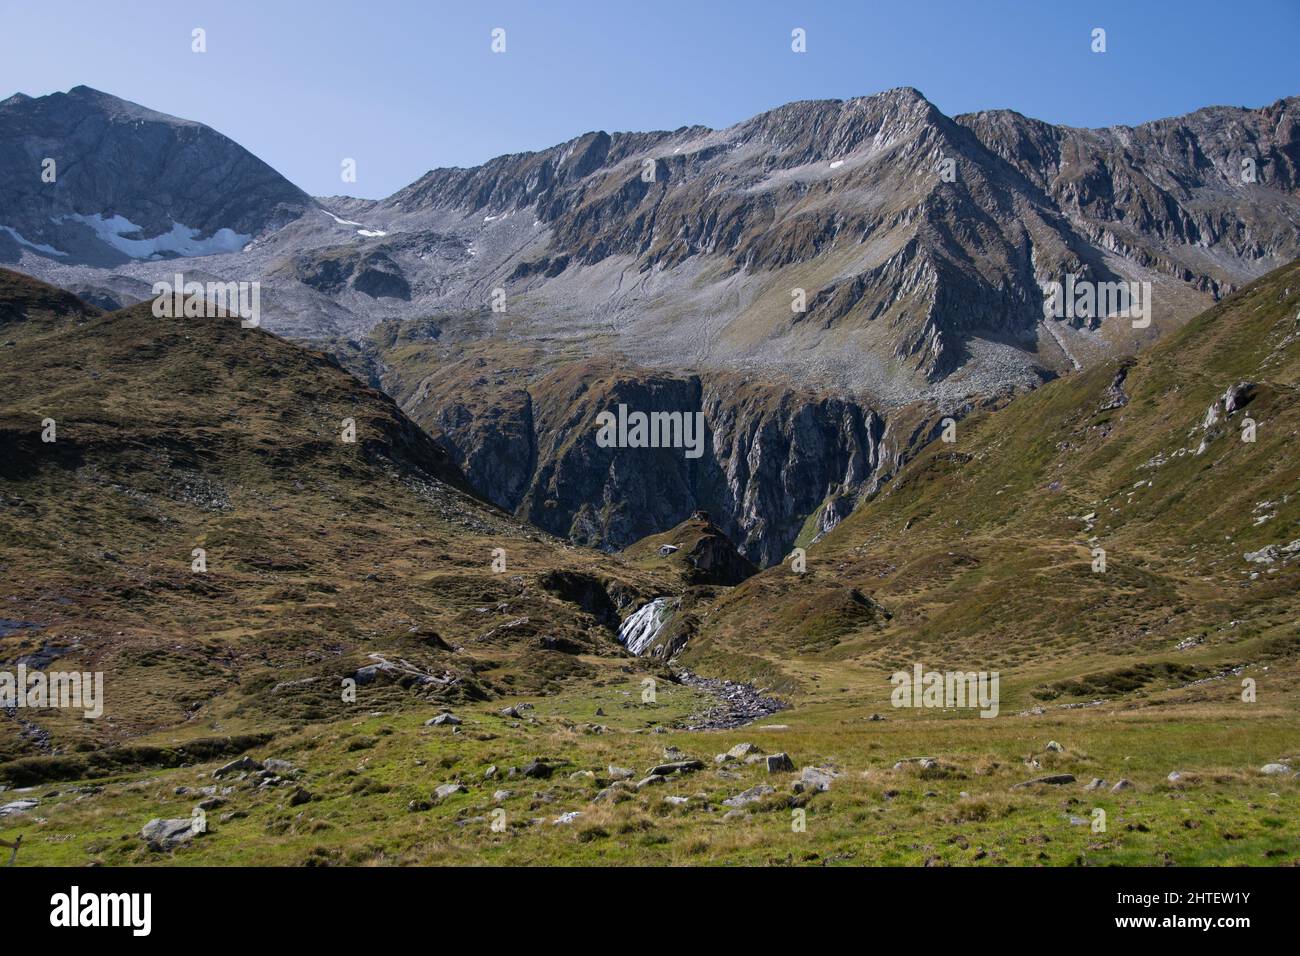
[0,225,67,256]
[58,213,250,259]
[321,209,387,238]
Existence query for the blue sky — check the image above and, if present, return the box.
[2,0,1296,198]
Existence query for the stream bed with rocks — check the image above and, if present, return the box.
[674,670,785,731]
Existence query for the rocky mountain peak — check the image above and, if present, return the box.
[0,86,313,267]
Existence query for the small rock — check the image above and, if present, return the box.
[766,752,795,773]
[1259,763,1291,776]
[892,757,934,771]
[726,743,760,759]
[646,759,705,777]
[1167,771,1184,783]
[663,795,690,805]
[483,765,498,779]
[434,783,466,801]
[722,783,775,807]
[1011,774,1076,789]
[553,811,582,825]
[213,756,262,778]
[288,788,314,806]
[636,774,667,789]
[1244,546,1278,565]
[426,713,461,727]
[522,759,553,779]
[607,765,634,780]
[492,790,513,802]
[1110,779,1134,792]
[0,799,39,817]
[800,766,837,792]
[1045,741,1064,752]
[1083,778,1108,792]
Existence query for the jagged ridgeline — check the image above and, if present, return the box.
[5,86,1299,566]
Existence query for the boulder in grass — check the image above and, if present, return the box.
[1011,774,1076,789]
[141,818,196,850]
[521,759,553,779]
[213,756,262,778]
[799,766,837,792]
[646,759,704,777]
[722,783,775,807]
[766,753,795,773]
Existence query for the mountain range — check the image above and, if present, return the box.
[3,85,1297,564]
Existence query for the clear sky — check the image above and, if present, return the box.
[2,0,1296,199]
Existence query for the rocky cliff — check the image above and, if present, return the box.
[372,349,890,566]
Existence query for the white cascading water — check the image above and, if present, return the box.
[617,598,673,656]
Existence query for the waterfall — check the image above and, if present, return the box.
[617,598,674,656]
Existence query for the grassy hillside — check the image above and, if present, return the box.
[687,260,1300,691]
[0,269,672,769]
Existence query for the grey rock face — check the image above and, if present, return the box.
[405,362,887,565]
[0,87,311,266]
